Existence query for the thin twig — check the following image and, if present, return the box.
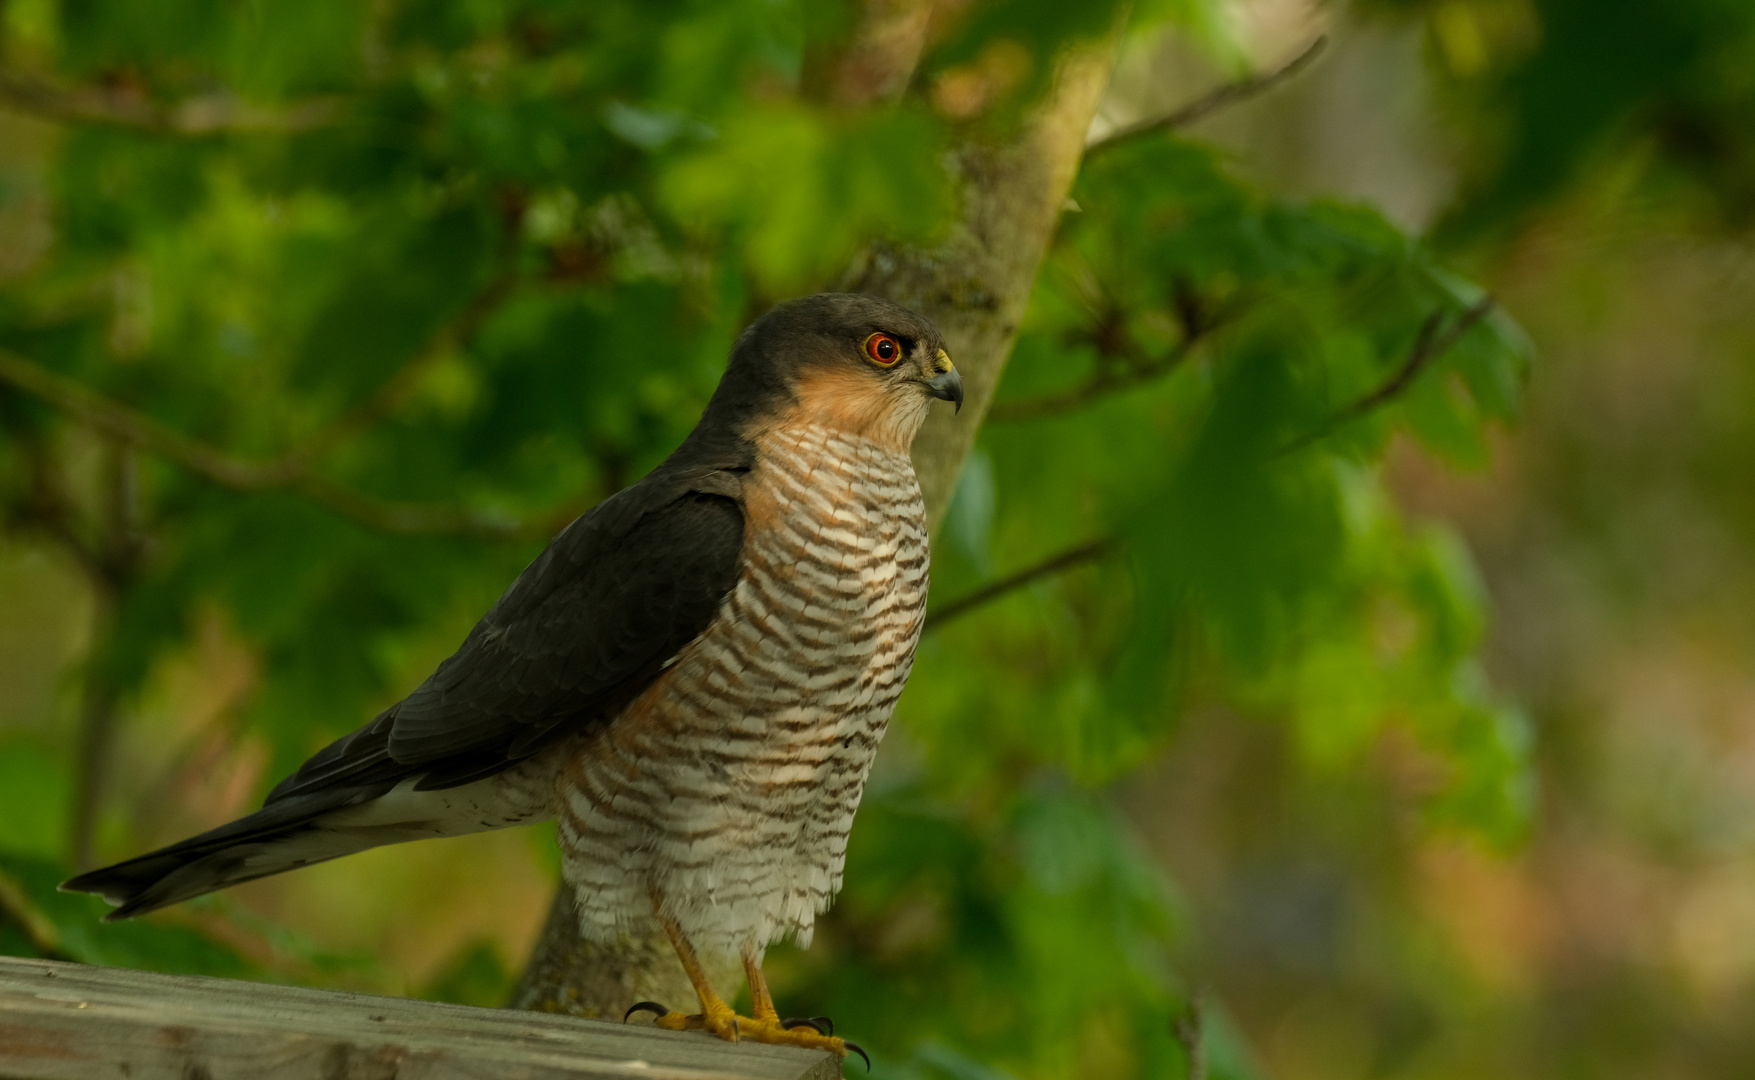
[990,283,1229,423]
[0,345,311,488]
[68,649,121,872]
[924,538,1113,632]
[6,431,105,580]
[0,65,343,134]
[276,260,523,472]
[1172,991,1206,1080]
[1084,36,1328,159]
[67,441,148,870]
[0,866,67,960]
[0,267,564,540]
[1336,298,1494,418]
[65,439,150,871]
[1278,296,1496,455]
[98,441,146,584]
[991,336,1201,422]
[0,348,561,541]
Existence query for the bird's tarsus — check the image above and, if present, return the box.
[624,1001,670,1022]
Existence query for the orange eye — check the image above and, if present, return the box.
[863,332,903,366]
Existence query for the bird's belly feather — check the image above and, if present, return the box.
[555,423,928,957]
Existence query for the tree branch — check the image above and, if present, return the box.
[925,537,1113,632]
[0,264,564,541]
[0,433,143,872]
[989,338,1198,422]
[68,643,122,872]
[1172,991,1206,1080]
[0,65,343,134]
[65,440,151,870]
[1337,297,1496,421]
[0,347,562,541]
[998,342,1195,421]
[988,281,1228,422]
[812,0,934,107]
[1,430,105,581]
[1278,296,1496,455]
[271,269,522,474]
[843,23,1127,528]
[1084,36,1327,159]
[989,38,1330,425]
[0,867,68,961]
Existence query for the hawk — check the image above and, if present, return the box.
[63,293,963,1061]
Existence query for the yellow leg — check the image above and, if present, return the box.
[627,898,857,1063]
[647,906,740,1041]
[743,950,780,1026]
[735,948,855,1059]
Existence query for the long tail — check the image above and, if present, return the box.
[60,786,395,921]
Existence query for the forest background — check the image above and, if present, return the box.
[3,1,1755,1078]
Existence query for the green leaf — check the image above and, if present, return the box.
[661,103,952,291]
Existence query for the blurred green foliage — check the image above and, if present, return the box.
[0,851,254,976]
[17,0,1722,1076]
[1357,0,1755,238]
[914,135,1528,830]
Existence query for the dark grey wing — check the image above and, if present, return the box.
[61,472,745,919]
[265,472,746,803]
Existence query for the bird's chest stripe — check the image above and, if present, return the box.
[566,423,926,772]
[735,427,926,666]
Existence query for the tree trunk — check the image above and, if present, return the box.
[509,890,733,1017]
[511,27,1121,1020]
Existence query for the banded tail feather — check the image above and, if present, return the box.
[61,752,562,920]
[60,785,393,921]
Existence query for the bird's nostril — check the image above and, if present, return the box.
[925,367,964,411]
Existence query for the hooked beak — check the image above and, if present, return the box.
[924,350,964,413]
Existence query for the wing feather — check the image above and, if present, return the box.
[265,470,745,804]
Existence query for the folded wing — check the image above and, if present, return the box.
[62,469,746,918]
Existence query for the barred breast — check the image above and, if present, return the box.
[556,422,929,957]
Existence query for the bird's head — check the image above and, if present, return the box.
[707,293,962,452]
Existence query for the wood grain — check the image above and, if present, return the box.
[0,956,840,1080]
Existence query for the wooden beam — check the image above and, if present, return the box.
[0,956,840,1080]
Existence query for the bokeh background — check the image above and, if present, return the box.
[3,1,1754,1078]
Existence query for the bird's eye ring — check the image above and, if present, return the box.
[863,332,903,366]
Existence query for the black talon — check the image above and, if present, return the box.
[783,1016,829,1035]
[845,1041,871,1072]
[624,1001,670,1023]
[813,1016,835,1036]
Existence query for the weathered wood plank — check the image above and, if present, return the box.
[0,956,840,1080]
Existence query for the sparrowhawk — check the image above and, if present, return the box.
[62,293,964,1061]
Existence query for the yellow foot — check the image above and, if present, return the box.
[624,1004,867,1069]
[627,999,740,1041]
[739,1017,853,1057]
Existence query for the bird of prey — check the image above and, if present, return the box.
[63,293,963,1061]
